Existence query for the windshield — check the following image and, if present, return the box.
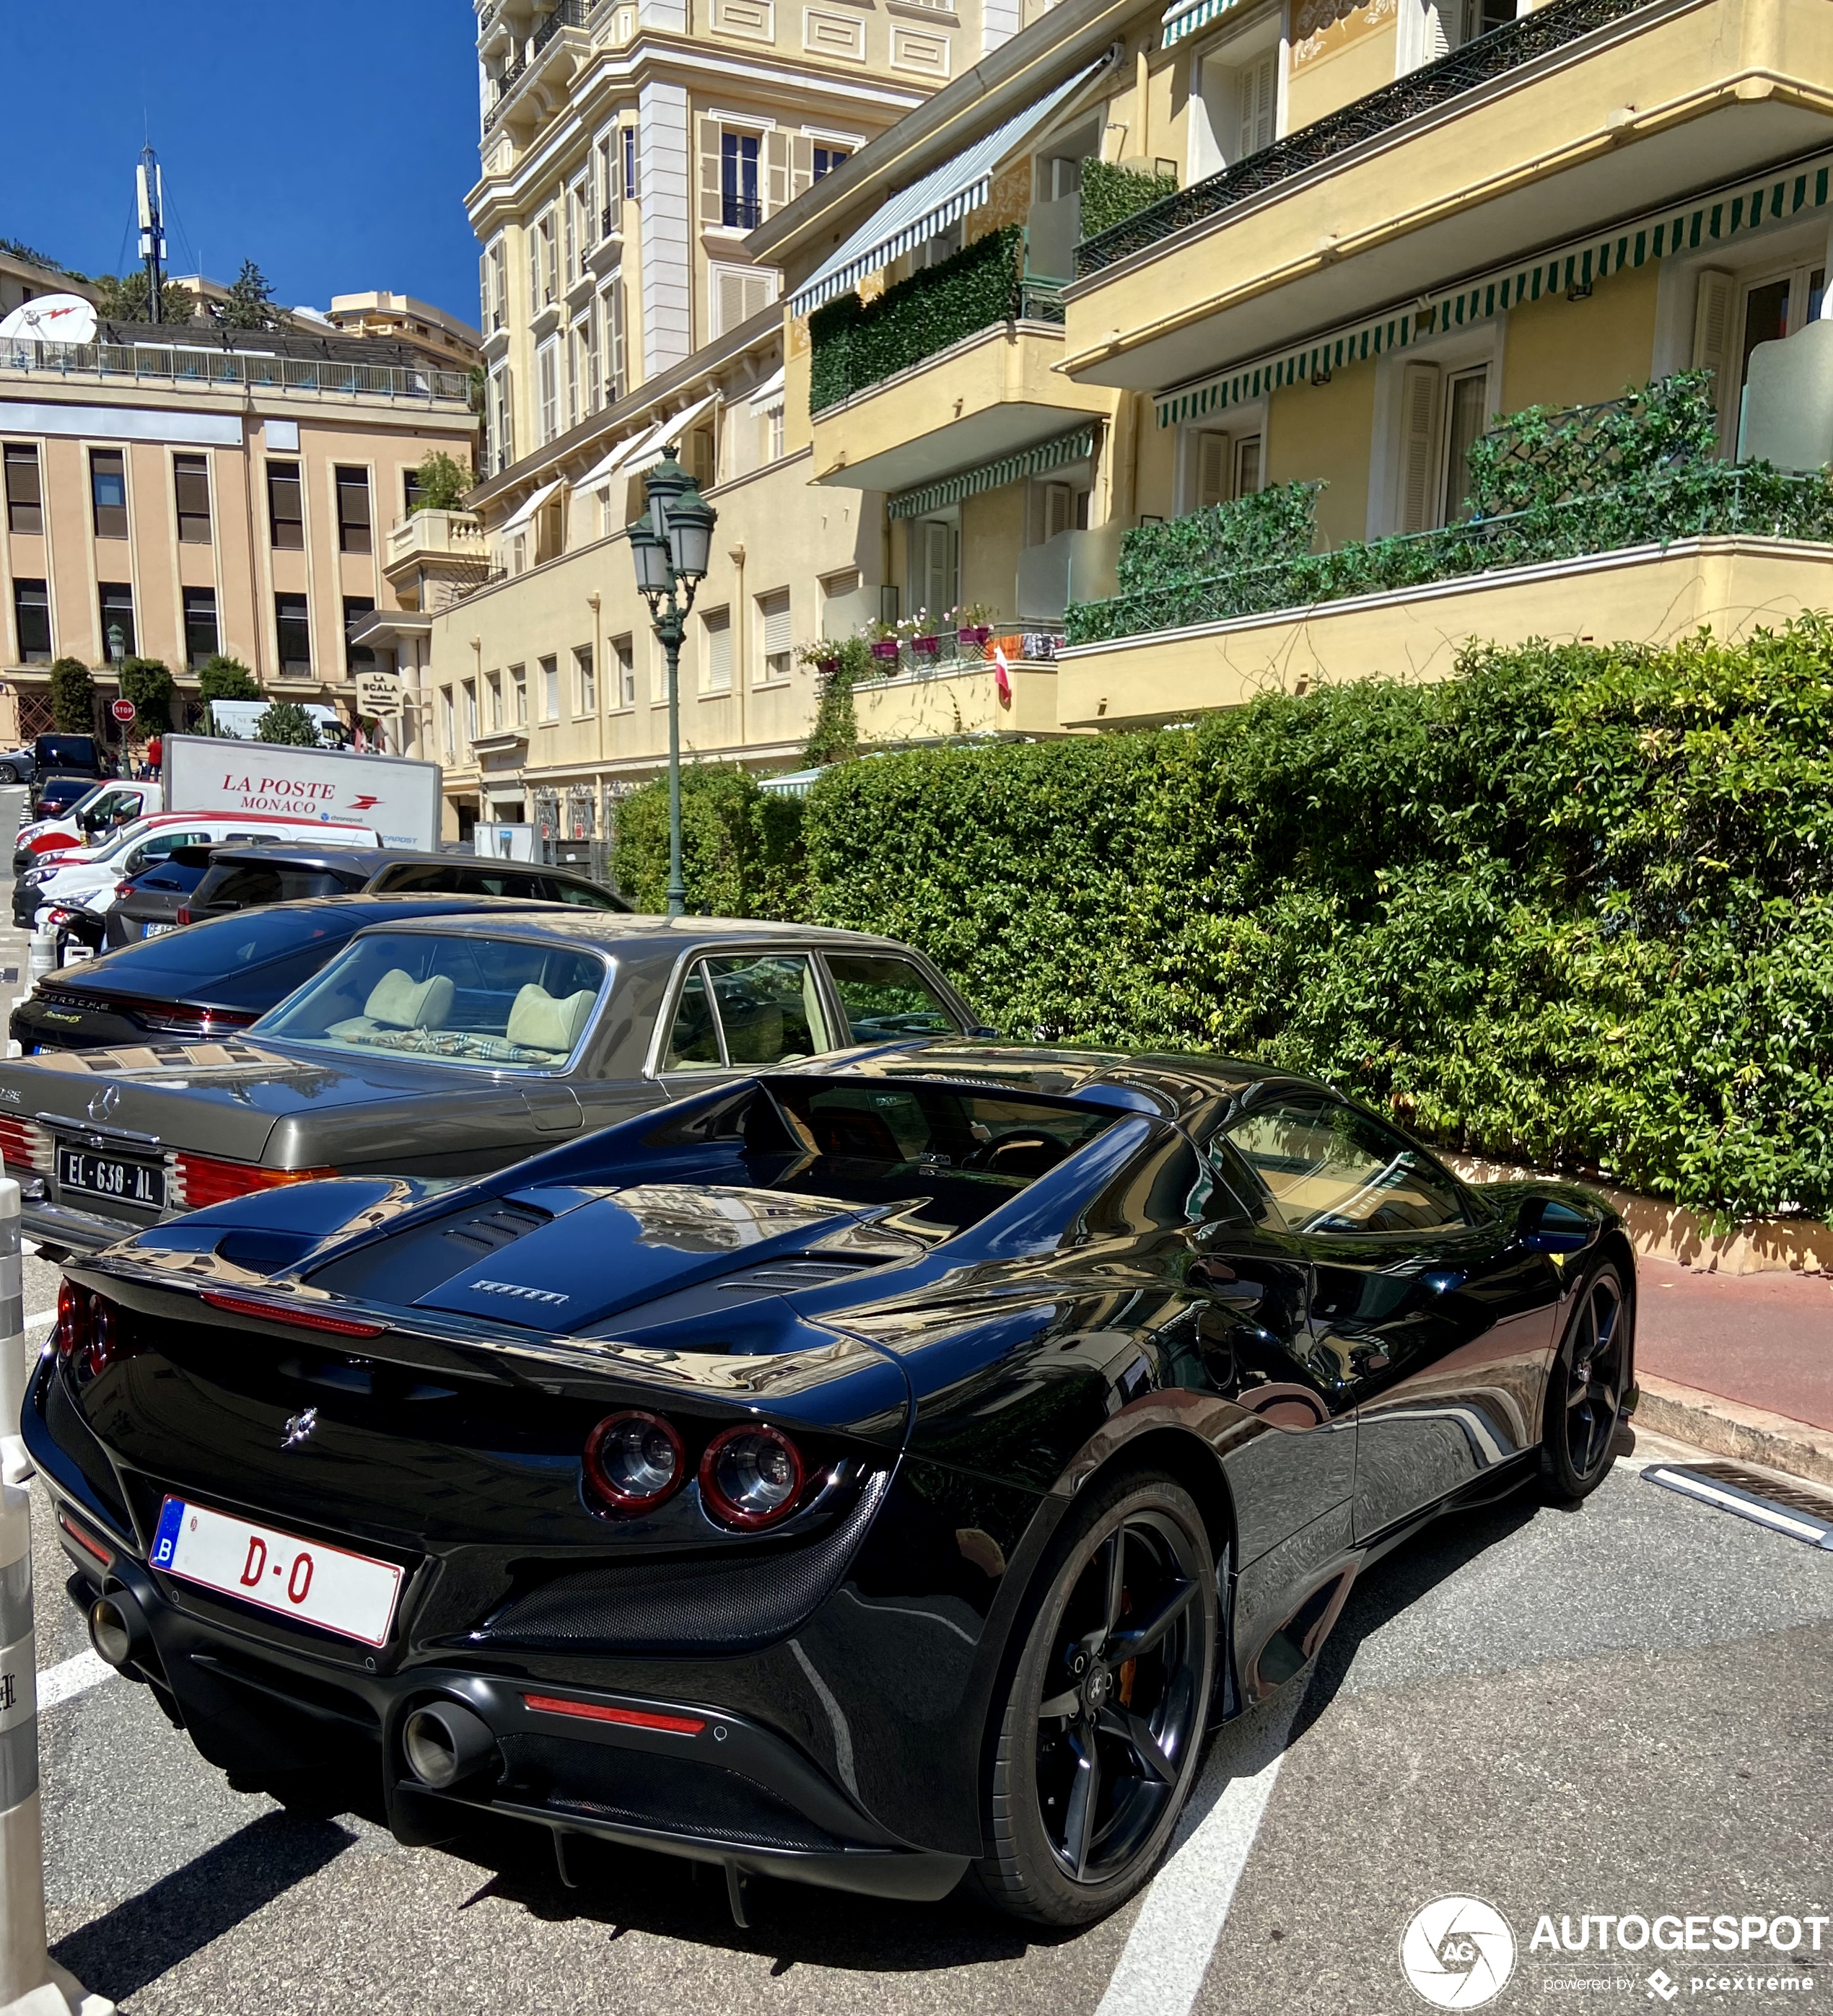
[89,818,161,862]
[256,930,608,1071]
[82,907,360,987]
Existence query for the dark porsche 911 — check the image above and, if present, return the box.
[30,1046,1635,1924]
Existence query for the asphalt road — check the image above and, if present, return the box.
[1,826,1829,2014]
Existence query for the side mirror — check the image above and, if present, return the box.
[1519,1196,1599,1255]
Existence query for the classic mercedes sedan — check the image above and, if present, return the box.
[0,915,979,1258]
[27,1045,1634,1925]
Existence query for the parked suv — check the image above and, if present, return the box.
[177,842,631,926]
[29,735,110,811]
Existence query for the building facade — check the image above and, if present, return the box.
[0,319,476,736]
[745,0,1833,733]
[411,0,1017,840]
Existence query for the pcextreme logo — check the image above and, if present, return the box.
[1400,1897,1518,2009]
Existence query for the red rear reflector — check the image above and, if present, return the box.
[201,1292,386,1338]
[522,1693,705,1736]
[175,908,191,925]
[57,1510,111,1565]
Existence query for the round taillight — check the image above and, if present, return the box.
[82,1299,118,1382]
[583,1410,684,1513]
[53,1279,87,1361]
[699,1424,805,1530]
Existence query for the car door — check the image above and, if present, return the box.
[1225,1092,1560,1541]
[652,949,839,1097]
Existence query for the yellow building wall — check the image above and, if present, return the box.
[961,486,1027,621]
[1267,367,1377,551]
[1286,1,1400,131]
[1132,411,1180,522]
[1500,261,1663,415]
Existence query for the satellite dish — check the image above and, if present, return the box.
[0,294,98,346]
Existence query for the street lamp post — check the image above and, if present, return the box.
[629,444,717,917]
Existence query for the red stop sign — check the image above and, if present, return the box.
[110,698,136,723]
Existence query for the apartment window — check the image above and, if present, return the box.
[490,367,514,474]
[541,213,559,304]
[463,679,478,742]
[90,449,128,538]
[1460,0,1517,38]
[564,186,579,285]
[608,281,627,402]
[441,686,455,757]
[183,587,219,669]
[710,263,776,339]
[1191,429,1261,509]
[596,133,616,235]
[268,460,305,548]
[173,452,211,543]
[911,517,959,613]
[623,126,639,203]
[486,240,507,331]
[488,672,503,729]
[512,664,528,724]
[574,644,595,714]
[344,595,376,673]
[98,582,136,659]
[613,634,635,708]
[585,304,603,413]
[1237,51,1277,159]
[336,467,372,553]
[757,590,791,683]
[4,444,42,535]
[541,654,559,720]
[722,131,761,229]
[701,607,732,692]
[567,330,582,431]
[1235,435,1262,497]
[12,579,50,662]
[538,342,559,444]
[764,403,784,463]
[275,593,311,674]
[403,465,426,516]
[1442,370,1490,522]
[813,145,849,180]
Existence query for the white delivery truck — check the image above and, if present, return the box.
[161,735,443,853]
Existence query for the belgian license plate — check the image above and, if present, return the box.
[142,922,173,938]
[151,1497,403,1647]
[55,1144,166,1209]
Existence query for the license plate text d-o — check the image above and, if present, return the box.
[151,1497,403,1647]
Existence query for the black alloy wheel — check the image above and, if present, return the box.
[972,1473,1217,1925]
[1539,1261,1629,1502]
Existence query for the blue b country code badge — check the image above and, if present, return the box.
[151,1496,183,1569]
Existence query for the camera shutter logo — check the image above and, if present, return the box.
[1399,1896,1517,2008]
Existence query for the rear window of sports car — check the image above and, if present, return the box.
[253,930,608,1071]
[748,1078,1118,1234]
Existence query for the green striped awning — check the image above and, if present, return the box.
[1156,155,1833,426]
[886,423,1098,519]
[1161,0,1246,47]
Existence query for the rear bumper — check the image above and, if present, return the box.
[44,1479,968,1905]
[23,1196,145,1254]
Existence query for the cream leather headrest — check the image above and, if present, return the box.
[506,983,595,1054]
[363,968,454,1030]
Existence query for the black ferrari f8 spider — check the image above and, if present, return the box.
[27,1046,1635,1924]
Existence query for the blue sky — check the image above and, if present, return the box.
[0,1,482,328]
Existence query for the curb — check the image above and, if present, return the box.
[1634,1375,1833,1489]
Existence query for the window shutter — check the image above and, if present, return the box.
[743,271,772,323]
[1042,481,1075,541]
[528,229,542,316]
[1398,361,1442,535]
[1197,431,1230,508]
[698,116,724,226]
[791,135,813,199]
[764,130,791,214]
[705,610,732,689]
[1692,268,1734,383]
[1238,53,1276,158]
[716,268,745,337]
[479,250,490,327]
[761,592,791,658]
[611,281,626,398]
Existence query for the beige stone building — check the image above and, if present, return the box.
[0,317,476,737]
[408,0,1020,841]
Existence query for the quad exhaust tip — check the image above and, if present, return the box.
[403,1701,501,1789]
[87,1590,149,1670]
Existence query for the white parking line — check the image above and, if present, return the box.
[24,1310,54,1332]
[38,1647,115,1712]
[1096,1684,1306,2016]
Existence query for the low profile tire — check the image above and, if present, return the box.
[970,1472,1217,1927]
[1539,1260,1629,1504]
[0,766,17,784]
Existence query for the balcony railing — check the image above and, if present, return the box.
[1076,0,1655,277]
[810,225,1032,413]
[0,338,470,404]
[1064,467,1833,645]
[483,0,586,131]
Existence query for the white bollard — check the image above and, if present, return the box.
[0,1183,110,2016]
[22,937,52,991]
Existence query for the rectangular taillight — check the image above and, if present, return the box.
[169,1154,338,1210]
[0,1114,55,1174]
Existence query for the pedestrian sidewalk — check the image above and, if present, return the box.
[1635,1257,1833,1486]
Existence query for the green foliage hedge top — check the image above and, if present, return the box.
[1078,162,1178,242]
[253,701,320,747]
[810,227,1023,413]
[47,659,94,734]
[118,657,175,735]
[613,618,1833,1222]
[196,657,261,705]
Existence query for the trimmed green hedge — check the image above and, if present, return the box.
[809,227,1022,413]
[614,619,1833,1221]
[1078,162,1178,242]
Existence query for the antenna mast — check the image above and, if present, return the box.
[136,144,167,323]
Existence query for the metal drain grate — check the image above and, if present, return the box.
[1643,1462,1833,1549]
